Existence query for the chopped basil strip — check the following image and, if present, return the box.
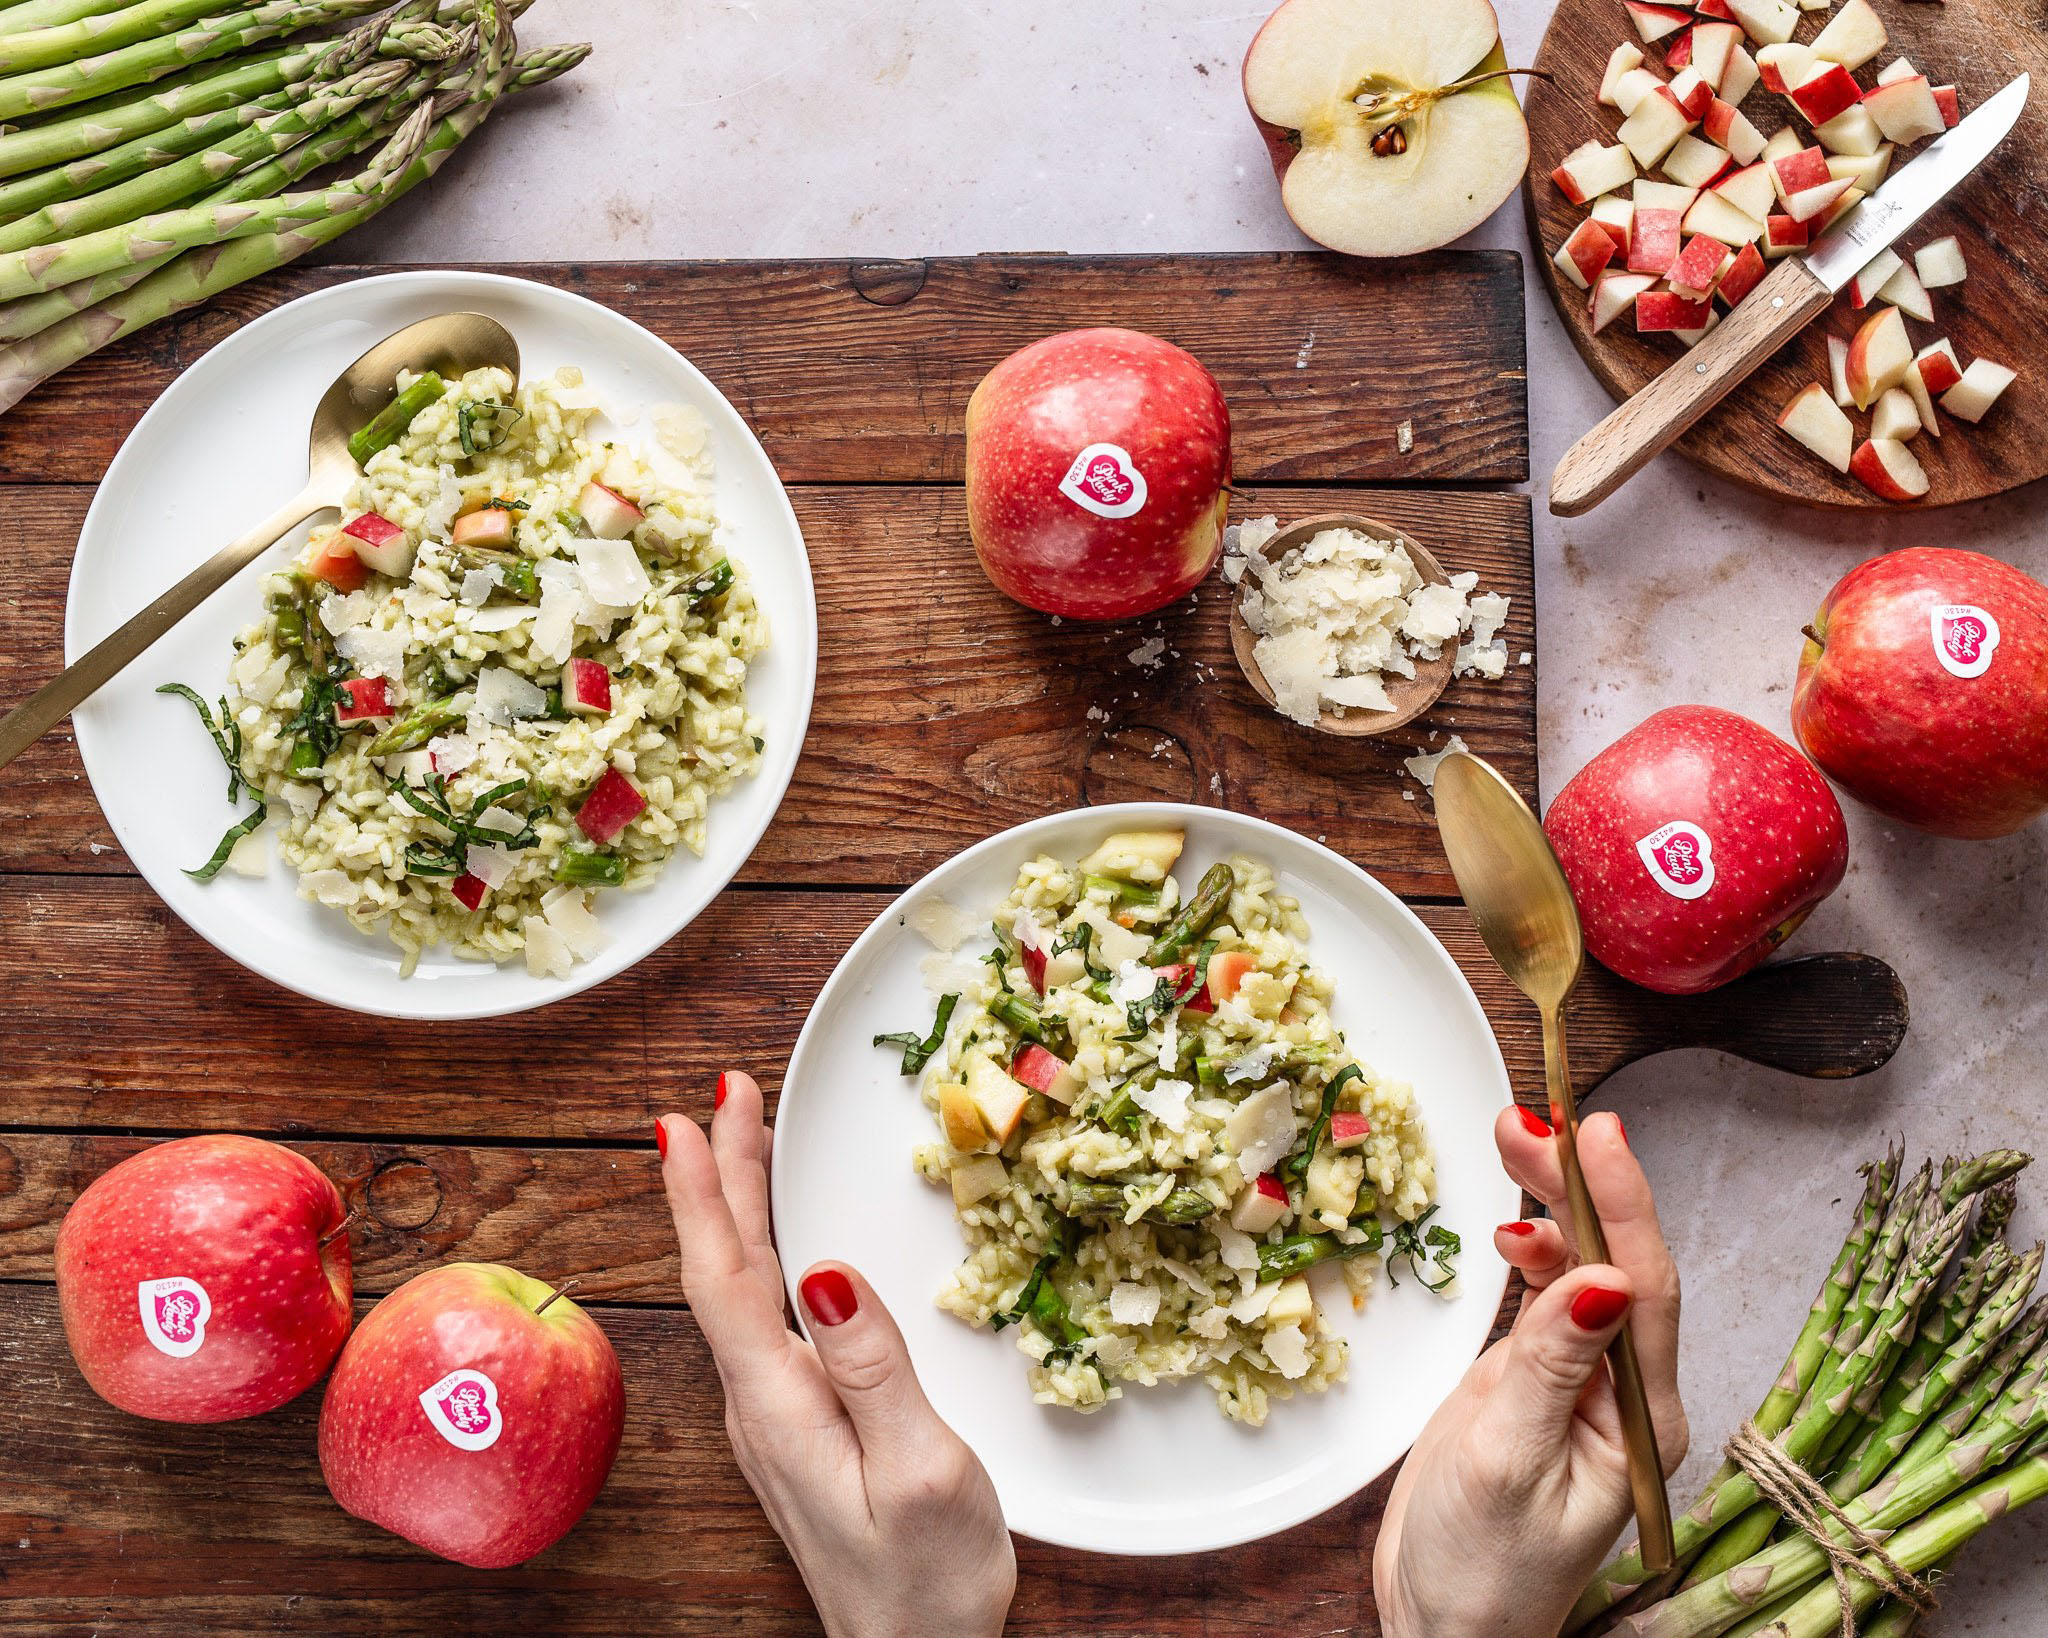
[1386,1205,1461,1293]
[873,992,959,1075]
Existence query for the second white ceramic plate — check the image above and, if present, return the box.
[68,271,817,1020]
[771,803,1517,1555]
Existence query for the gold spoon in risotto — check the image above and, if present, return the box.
[0,311,519,770]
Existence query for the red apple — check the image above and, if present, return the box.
[54,1135,352,1423]
[964,328,1231,620]
[319,1263,625,1569]
[1544,705,1848,994]
[1793,548,2048,839]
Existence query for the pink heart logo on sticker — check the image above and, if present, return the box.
[137,1276,211,1359]
[1057,443,1149,520]
[1635,820,1716,901]
[1653,833,1703,883]
[1932,604,2000,679]
[419,1367,503,1451]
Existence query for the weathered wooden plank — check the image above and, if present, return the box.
[0,255,1529,488]
[0,484,1538,892]
[0,1283,1385,1634]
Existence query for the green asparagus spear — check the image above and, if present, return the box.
[1940,1150,2031,1210]
[1082,872,1159,907]
[553,846,625,889]
[349,369,445,464]
[1143,861,1234,965]
[0,0,139,33]
[1066,1180,1215,1225]
[363,690,467,758]
[0,0,285,78]
[1257,1225,1382,1282]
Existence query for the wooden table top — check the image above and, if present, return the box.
[0,251,1861,1634]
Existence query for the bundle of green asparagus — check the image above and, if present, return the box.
[1568,1147,2045,1638]
[0,0,589,413]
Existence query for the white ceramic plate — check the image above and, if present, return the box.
[67,271,816,1021]
[772,803,1517,1555]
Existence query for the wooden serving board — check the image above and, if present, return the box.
[0,256,1900,1635]
[1525,0,2048,510]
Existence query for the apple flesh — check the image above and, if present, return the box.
[1942,359,2018,425]
[1849,437,1929,502]
[1545,705,1847,995]
[319,1263,625,1569]
[1914,236,1967,289]
[1244,0,1528,259]
[1777,382,1855,473]
[55,1135,352,1423]
[1794,548,2048,838]
[964,327,1230,621]
[1845,306,1912,409]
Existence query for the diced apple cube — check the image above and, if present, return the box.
[1703,99,1767,163]
[1683,190,1765,246]
[340,511,412,577]
[1691,21,1742,89]
[1876,57,1917,87]
[1790,62,1863,129]
[563,656,612,716]
[1637,290,1714,333]
[451,506,516,549]
[1670,233,1732,300]
[1933,85,1961,128]
[1664,133,1731,188]
[1756,42,1814,97]
[1665,25,1694,73]
[1784,176,1854,224]
[573,766,648,844]
[1590,271,1659,333]
[1695,0,1738,18]
[1620,89,1696,168]
[1728,0,1799,47]
[966,1056,1032,1145]
[1941,359,2018,424]
[1846,305,1914,409]
[1771,145,1831,203]
[1914,236,1967,289]
[1591,195,1636,252]
[1914,339,1965,396]
[1600,41,1647,106]
[1330,1112,1372,1149]
[1827,146,1893,195]
[1011,1042,1080,1106]
[1613,65,1669,118]
[1847,248,1903,308]
[1624,0,1694,44]
[1230,1172,1290,1234]
[1872,388,1923,443]
[1629,208,1684,275]
[1849,438,1930,502]
[1718,242,1768,306]
[1676,308,1722,348]
[450,873,489,912]
[1863,76,1944,146]
[1820,186,1866,233]
[1634,179,1702,213]
[1777,382,1856,473]
[1761,126,1805,164]
[950,1153,1008,1208]
[1711,160,1775,221]
[1078,829,1184,885]
[1668,67,1716,121]
[306,531,370,592]
[1265,1275,1316,1329]
[335,676,395,724]
[1811,0,1887,72]
[1721,45,1760,106]
[1814,105,1882,157]
[577,481,645,541]
[1900,360,1942,438]
[1829,334,1854,407]
[1553,141,1638,204]
[938,1081,996,1152]
[1876,260,1932,323]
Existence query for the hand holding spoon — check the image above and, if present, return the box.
[1430,750,1676,1573]
[0,310,520,771]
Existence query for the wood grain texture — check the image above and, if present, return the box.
[0,483,1538,894]
[0,1283,1394,1635]
[1550,256,1834,516]
[0,255,1531,488]
[1525,0,2048,509]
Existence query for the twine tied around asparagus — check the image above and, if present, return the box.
[1723,1423,1938,1636]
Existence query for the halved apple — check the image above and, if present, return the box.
[1244,0,1529,258]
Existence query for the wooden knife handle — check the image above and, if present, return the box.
[1549,256,1835,518]
[1573,952,1910,1089]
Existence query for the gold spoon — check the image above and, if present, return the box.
[1430,749,1676,1574]
[1227,512,1456,737]
[0,311,520,771]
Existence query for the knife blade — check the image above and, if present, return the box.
[1808,74,2031,291]
[1549,72,2032,518]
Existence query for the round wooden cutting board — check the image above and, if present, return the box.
[1524,0,2048,510]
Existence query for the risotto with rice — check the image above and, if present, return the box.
[166,362,766,977]
[882,828,1451,1425]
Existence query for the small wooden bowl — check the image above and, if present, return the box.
[1227,512,1457,738]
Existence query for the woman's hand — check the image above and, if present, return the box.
[1373,1108,1688,1638]
[658,1072,1015,1638]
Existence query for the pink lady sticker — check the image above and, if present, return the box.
[419,1368,503,1452]
[1057,443,1148,520]
[1635,821,1716,902]
[1931,604,2000,679]
[137,1276,211,1359]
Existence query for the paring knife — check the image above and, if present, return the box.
[1549,73,2031,517]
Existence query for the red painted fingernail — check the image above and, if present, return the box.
[1518,1105,1553,1138]
[715,1073,730,1110]
[1613,1113,1629,1146]
[654,1119,669,1160]
[1572,1286,1631,1332]
[1498,1220,1538,1238]
[801,1269,857,1327]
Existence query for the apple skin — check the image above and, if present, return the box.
[964,327,1231,620]
[1793,548,2048,839]
[54,1134,351,1423]
[1544,705,1849,995]
[319,1263,625,1569]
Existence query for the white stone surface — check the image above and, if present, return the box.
[344,0,2048,1618]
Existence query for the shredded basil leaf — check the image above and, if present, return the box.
[874,992,958,1075]
[1282,1063,1364,1186]
[1387,1205,1461,1293]
[389,774,547,879]
[457,399,522,458]
[159,683,266,879]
